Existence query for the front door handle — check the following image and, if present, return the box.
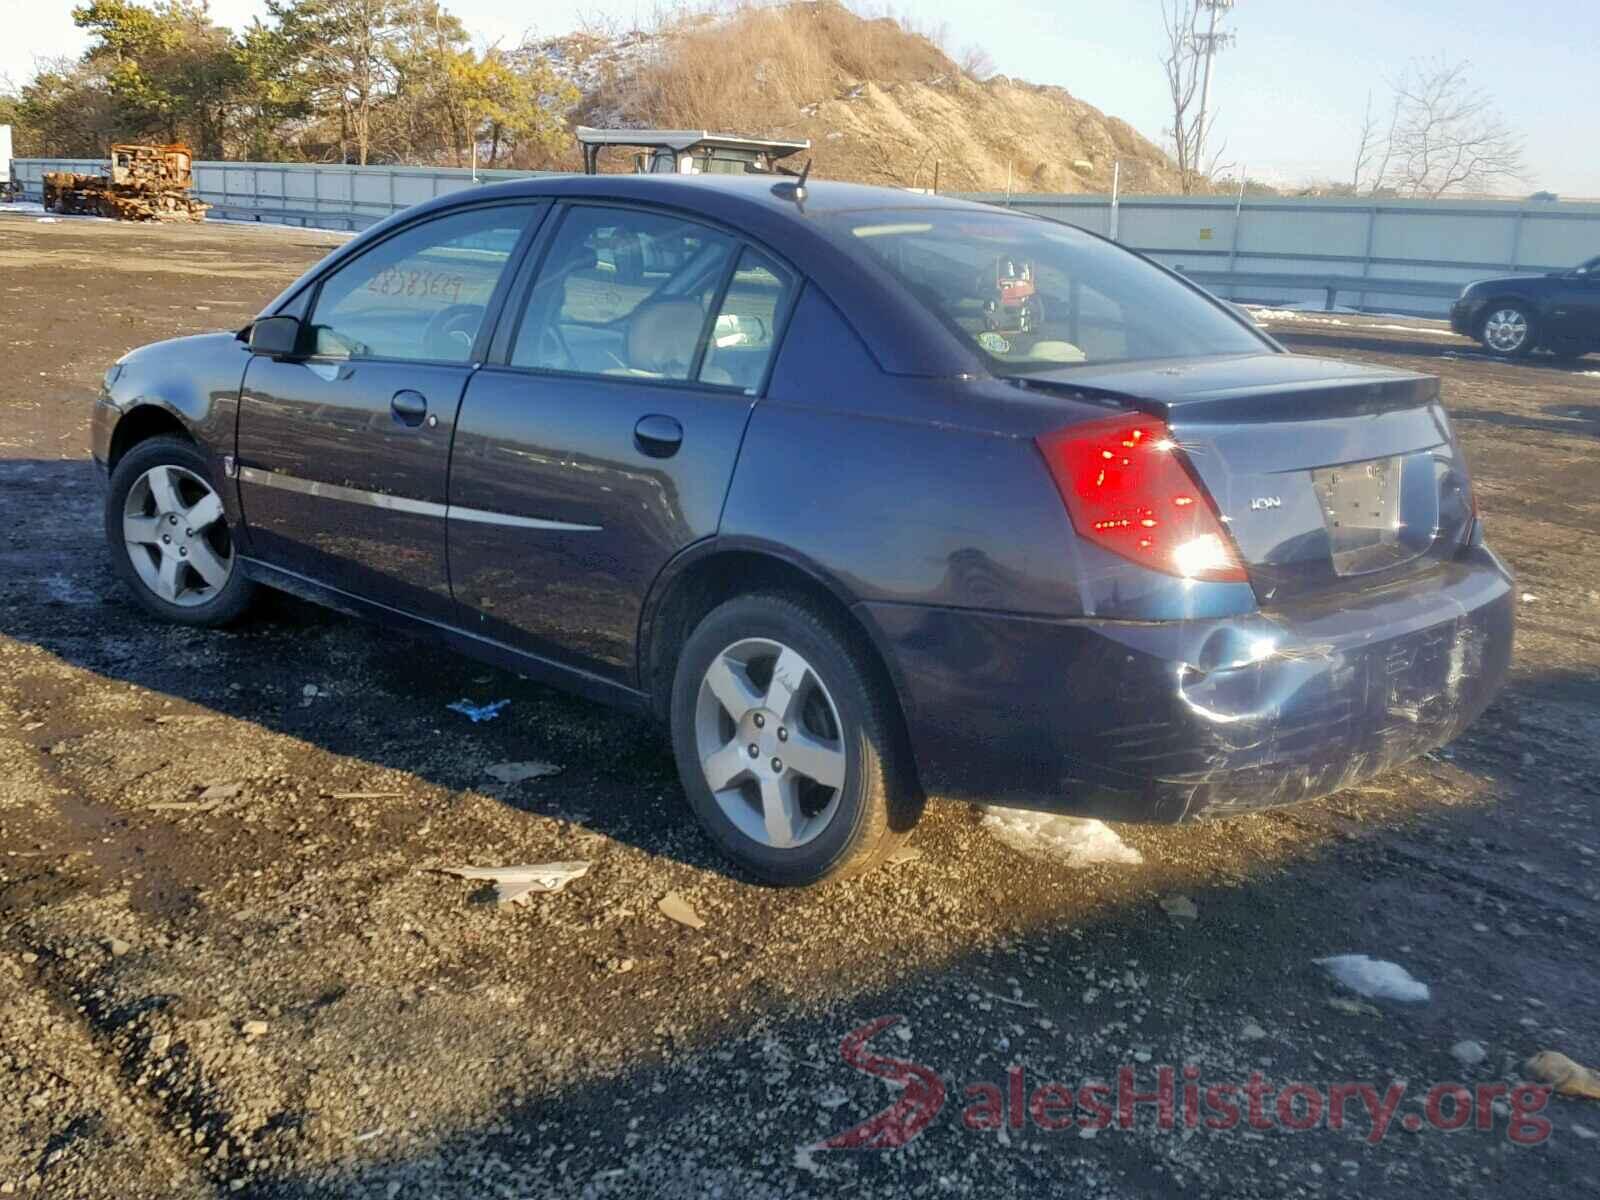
[634,414,683,458]
[391,389,428,427]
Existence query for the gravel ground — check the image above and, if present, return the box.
[2,213,1598,1198]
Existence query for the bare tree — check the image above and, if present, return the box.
[1350,90,1398,195]
[1356,58,1525,198]
[1161,0,1234,194]
[958,44,996,81]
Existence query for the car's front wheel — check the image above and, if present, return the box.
[670,594,916,885]
[105,435,256,627]
[1479,305,1536,357]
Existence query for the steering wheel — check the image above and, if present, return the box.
[422,303,486,361]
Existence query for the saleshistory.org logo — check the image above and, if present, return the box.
[816,1017,1554,1150]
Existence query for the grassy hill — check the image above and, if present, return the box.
[540,2,1182,194]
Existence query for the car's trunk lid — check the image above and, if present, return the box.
[1019,353,1476,604]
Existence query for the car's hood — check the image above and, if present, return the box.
[118,330,243,367]
[1461,273,1549,295]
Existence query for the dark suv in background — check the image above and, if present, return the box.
[1451,254,1600,359]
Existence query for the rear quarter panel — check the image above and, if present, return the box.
[720,286,1260,622]
[718,287,1086,615]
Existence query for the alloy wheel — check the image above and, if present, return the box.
[1483,308,1529,353]
[693,637,848,849]
[122,464,234,607]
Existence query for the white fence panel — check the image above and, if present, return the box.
[11,155,1600,313]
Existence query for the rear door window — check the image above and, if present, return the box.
[510,205,737,380]
[699,247,798,392]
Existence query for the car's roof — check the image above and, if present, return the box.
[404,175,1010,377]
[267,176,1039,379]
[469,172,999,221]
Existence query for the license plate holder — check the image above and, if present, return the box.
[1312,455,1420,575]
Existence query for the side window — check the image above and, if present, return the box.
[699,247,797,392]
[511,205,736,380]
[307,205,531,363]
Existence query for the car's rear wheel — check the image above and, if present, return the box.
[670,594,915,885]
[105,435,256,627]
[1479,305,1535,357]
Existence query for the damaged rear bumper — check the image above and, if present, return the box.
[861,543,1514,822]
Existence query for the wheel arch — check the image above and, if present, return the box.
[638,539,924,795]
[108,404,194,470]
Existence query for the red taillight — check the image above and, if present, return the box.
[1036,414,1248,583]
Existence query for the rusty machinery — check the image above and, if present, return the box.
[42,145,209,222]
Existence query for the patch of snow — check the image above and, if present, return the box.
[535,28,667,122]
[40,574,100,605]
[1244,307,1457,337]
[1316,954,1430,1003]
[980,809,1143,867]
[1359,323,1457,337]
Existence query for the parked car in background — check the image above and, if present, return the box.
[91,176,1513,885]
[1451,254,1600,359]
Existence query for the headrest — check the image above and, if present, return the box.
[627,300,705,376]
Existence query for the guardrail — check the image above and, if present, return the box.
[1174,270,1464,313]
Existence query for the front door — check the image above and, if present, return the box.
[236,202,541,620]
[1547,256,1600,350]
[448,203,799,681]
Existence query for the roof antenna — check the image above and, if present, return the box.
[772,158,812,207]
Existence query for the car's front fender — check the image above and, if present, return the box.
[95,331,254,531]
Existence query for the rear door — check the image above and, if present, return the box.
[447,202,799,681]
[236,202,541,619]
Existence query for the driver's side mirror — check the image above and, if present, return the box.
[248,315,302,357]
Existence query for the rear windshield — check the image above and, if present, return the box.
[825,209,1267,372]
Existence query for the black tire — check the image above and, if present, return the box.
[670,593,918,885]
[104,435,257,627]
[1477,303,1536,358]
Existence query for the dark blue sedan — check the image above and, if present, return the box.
[91,175,1513,884]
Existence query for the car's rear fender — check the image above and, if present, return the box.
[717,285,1259,622]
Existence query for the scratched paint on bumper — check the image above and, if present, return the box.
[863,546,1513,822]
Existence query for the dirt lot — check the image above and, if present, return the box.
[2,213,1598,1199]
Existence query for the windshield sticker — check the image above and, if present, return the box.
[977,331,1011,354]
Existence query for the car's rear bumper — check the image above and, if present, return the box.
[860,541,1513,822]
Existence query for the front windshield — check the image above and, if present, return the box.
[827,209,1267,372]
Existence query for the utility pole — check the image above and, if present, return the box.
[1193,0,1237,173]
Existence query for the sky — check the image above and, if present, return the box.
[5,0,1598,196]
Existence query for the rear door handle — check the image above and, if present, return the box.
[634,414,683,458]
[391,389,428,427]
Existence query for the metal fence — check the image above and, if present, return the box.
[965,192,1600,316]
[13,156,1600,315]
[10,157,564,232]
